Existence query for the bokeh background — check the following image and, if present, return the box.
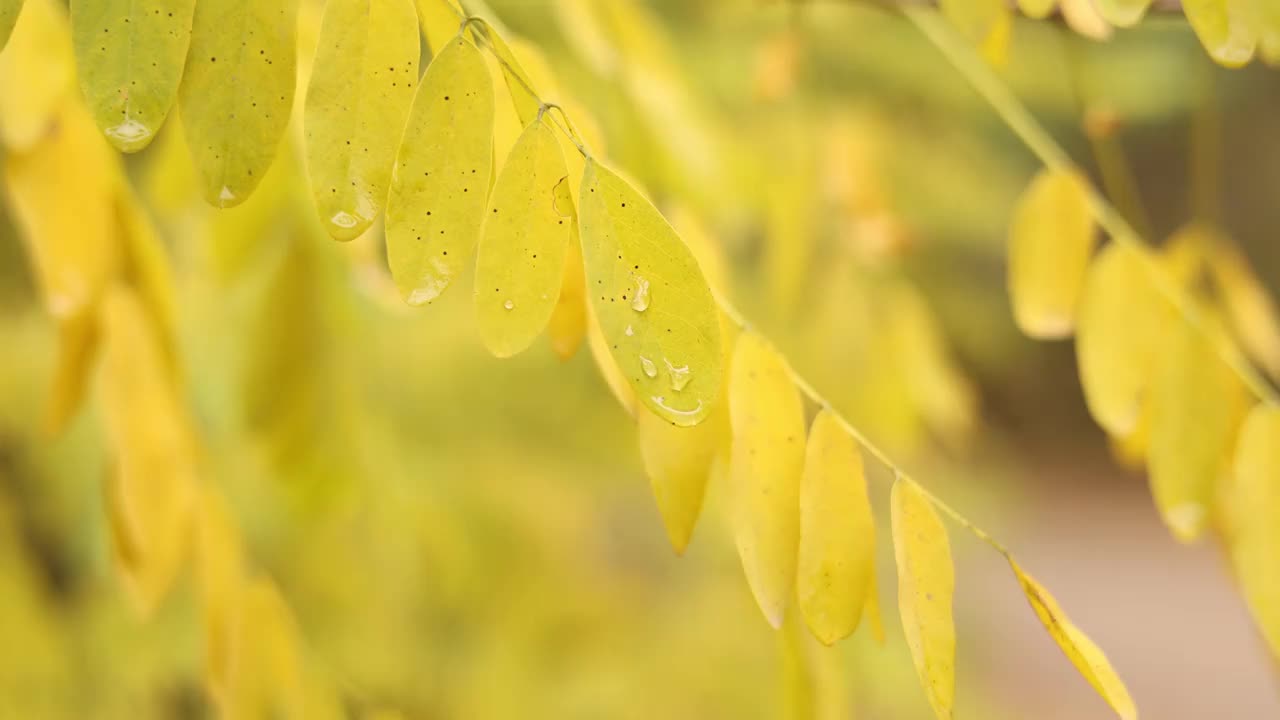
[0,0,1278,717]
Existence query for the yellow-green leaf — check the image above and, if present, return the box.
[45,311,99,435]
[1008,169,1096,339]
[938,0,1007,49]
[0,0,21,50]
[1230,405,1280,660]
[891,476,955,720]
[1061,0,1114,39]
[195,485,245,706]
[99,286,197,616]
[415,0,459,54]
[474,118,571,357]
[578,158,722,426]
[1076,242,1162,436]
[1182,0,1258,67]
[798,409,876,646]
[179,0,298,207]
[1010,560,1137,720]
[385,32,493,305]
[1148,318,1247,542]
[728,332,805,628]
[1016,0,1057,20]
[4,96,119,319]
[1208,239,1280,380]
[224,578,306,719]
[1094,0,1152,26]
[304,0,418,240]
[548,237,587,360]
[71,0,195,152]
[0,0,74,150]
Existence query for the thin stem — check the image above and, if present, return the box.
[903,6,1280,407]
[1190,60,1221,225]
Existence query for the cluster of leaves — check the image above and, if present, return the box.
[3,0,1280,717]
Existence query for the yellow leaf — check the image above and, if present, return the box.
[1229,405,1280,660]
[179,0,298,207]
[586,298,637,416]
[1009,560,1137,720]
[1061,0,1114,39]
[44,311,98,435]
[71,0,195,151]
[1094,0,1152,26]
[1075,242,1162,436]
[728,332,805,628]
[780,614,815,720]
[385,31,493,305]
[938,0,1007,49]
[863,566,887,645]
[1182,0,1258,67]
[578,158,723,426]
[415,0,460,54]
[116,185,180,376]
[1208,239,1280,380]
[474,118,571,357]
[304,0,419,240]
[1016,0,1057,20]
[224,578,306,720]
[0,0,73,149]
[5,96,119,319]
[195,485,245,705]
[886,281,976,444]
[0,0,21,51]
[1008,169,1096,339]
[547,236,587,360]
[481,26,541,126]
[798,409,876,646]
[891,476,955,720]
[637,315,735,554]
[99,286,197,616]
[1148,318,1248,542]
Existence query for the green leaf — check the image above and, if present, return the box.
[578,158,722,426]
[385,32,493,305]
[474,117,570,357]
[304,0,418,240]
[0,0,24,51]
[891,476,955,720]
[71,0,196,152]
[728,332,805,628]
[798,409,876,646]
[179,0,298,207]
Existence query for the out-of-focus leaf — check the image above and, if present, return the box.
[728,332,805,628]
[1016,0,1058,20]
[1148,316,1247,542]
[548,236,587,360]
[891,475,955,720]
[886,281,976,444]
[578,158,722,426]
[798,409,876,646]
[100,286,197,616]
[1076,242,1162,436]
[475,118,571,357]
[0,0,73,149]
[1009,560,1137,720]
[196,485,245,706]
[938,0,1007,51]
[304,0,418,240]
[1182,0,1257,67]
[385,32,493,305]
[224,578,306,719]
[45,311,99,434]
[1061,0,1114,40]
[1208,238,1280,380]
[0,0,22,50]
[179,0,298,207]
[1008,169,1096,339]
[1229,405,1280,660]
[1094,0,1152,27]
[71,0,196,152]
[4,96,119,319]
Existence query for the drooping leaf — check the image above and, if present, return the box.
[474,118,571,357]
[1094,0,1152,26]
[99,286,197,616]
[116,185,180,374]
[891,475,955,720]
[1208,238,1280,380]
[304,0,418,240]
[179,0,298,207]
[0,0,74,150]
[384,31,493,305]
[1015,0,1057,20]
[798,409,876,646]
[415,0,460,54]
[1076,242,1162,436]
[1008,169,1096,339]
[1060,0,1113,39]
[71,0,196,152]
[4,96,119,319]
[779,614,815,720]
[45,311,99,435]
[548,237,587,360]
[224,578,306,719]
[1009,560,1137,719]
[938,0,1008,50]
[586,298,638,416]
[1148,317,1248,542]
[0,0,22,50]
[578,158,722,426]
[1182,0,1258,68]
[728,332,805,628]
[1229,405,1280,660]
[637,315,736,554]
[195,484,245,706]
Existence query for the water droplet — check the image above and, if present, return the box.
[104,117,152,150]
[624,324,634,337]
[631,276,650,312]
[330,211,358,229]
[650,395,704,421]
[665,359,691,391]
[640,356,657,378]
[504,299,515,310]
[218,186,236,205]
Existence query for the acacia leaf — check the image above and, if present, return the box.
[1008,169,1096,339]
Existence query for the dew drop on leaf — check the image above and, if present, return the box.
[641,355,658,378]
[631,275,651,312]
[665,359,691,391]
